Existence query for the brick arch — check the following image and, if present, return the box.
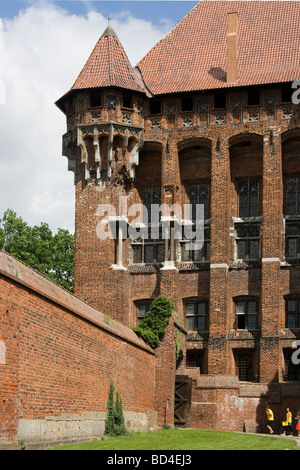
[177,136,212,153]
[281,127,300,144]
[135,141,162,188]
[229,132,263,179]
[229,132,263,148]
[178,138,211,183]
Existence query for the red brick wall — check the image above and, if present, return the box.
[0,252,156,448]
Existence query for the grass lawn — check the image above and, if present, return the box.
[50,428,299,451]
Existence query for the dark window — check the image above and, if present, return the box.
[235,223,261,260]
[185,300,208,331]
[123,92,133,109]
[150,99,161,114]
[131,188,163,264]
[286,298,300,329]
[235,298,258,330]
[186,350,206,373]
[182,95,194,112]
[188,183,210,221]
[284,348,300,381]
[281,83,293,103]
[181,226,210,262]
[136,301,152,324]
[90,90,102,107]
[247,87,260,106]
[214,91,226,109]
[238,179,260,218]
[142,187,161,225]
[285,222,300,260]
[286,176,300,216]
[234,350,255,381]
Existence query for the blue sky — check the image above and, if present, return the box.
[0,0,198,232]
[0,1,198,25]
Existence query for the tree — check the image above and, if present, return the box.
[104,380,128,437]
[0,209,74,292]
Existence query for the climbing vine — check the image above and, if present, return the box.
[132,295,173,349]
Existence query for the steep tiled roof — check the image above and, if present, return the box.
[136,0,300,95]
[58,21,145,105]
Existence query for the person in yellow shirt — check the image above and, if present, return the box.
[266,406,274,434]
[282,408,292,436]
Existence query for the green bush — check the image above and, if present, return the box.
[104,380,128,437]
[132,295,173,349]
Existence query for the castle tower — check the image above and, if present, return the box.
[56,20,146,325]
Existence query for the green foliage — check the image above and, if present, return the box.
[132,295,173,349]
[114,391,127,436]
[105,380,116,436]
[0,209,74,292]
[105,380,128,437]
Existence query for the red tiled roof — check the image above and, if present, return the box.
[60,22,146,101]
[136,0,300,95]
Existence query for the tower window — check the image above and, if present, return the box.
[214,91,226,109]
[182,95,194,112]
[123,92,133,109]
[150,99,161,114]
[247,87,260,106]
[90,90,102,107]
[281,83,293,103]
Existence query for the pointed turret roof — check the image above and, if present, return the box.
[56,19,146,111]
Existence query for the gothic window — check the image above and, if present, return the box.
[235,298,258,330]
[188,183,210,221]
[234,350,255,382]
[185,300,208,331]
[238,179,260,218]
[131,188,163,264]
[285,222,300,260]
[180,226,210,262]
[286,298,300,329]
[285,176,300,216]
[235,223,261,260]
[142,187,161,225]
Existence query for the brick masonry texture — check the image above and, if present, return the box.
[0,251,157,447]
[2,1,300,445]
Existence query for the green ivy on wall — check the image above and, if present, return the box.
[132,295,173,349]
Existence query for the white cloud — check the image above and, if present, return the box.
[0,2,170,233]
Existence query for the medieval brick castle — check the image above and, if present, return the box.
[1,0,300,449]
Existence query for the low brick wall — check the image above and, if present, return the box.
[0,251,156,449]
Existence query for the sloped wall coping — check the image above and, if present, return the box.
[0,250,154,354]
